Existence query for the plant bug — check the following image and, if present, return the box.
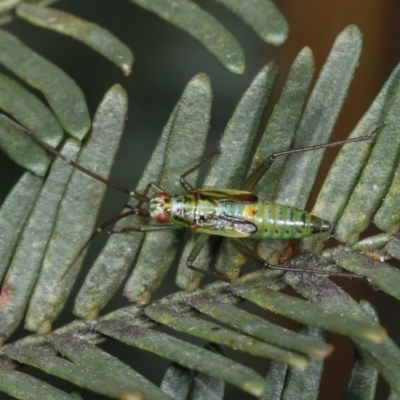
[7,115,384,281]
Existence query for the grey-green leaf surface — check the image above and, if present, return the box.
[5,342,155,399]
[333,252,400,299]
[235,285,386,343]
[284,271,368,318]
[343,301,378,400]
[0,29,90,139]
[190,373,224,400]
[0,72,63,175]
[50,335,170,399]
[374,148,400,233]
[160,363,193,400]
[0,173,42,289]
[74,103,178,320]
[25,85,127,333]
[0,140,80,340]
[17,4,133,75]
[303,64,400,252]
[312,62,400,230]
[281,326,325,400]
[274,25,362,209]
[262,362,287,400]
[344,349,378,400]
[0,0,19,14]
[353,232,391,253]
[356,336,400,396]
[215,0,288,46]
[248,47,314,199]
[97,321,266,397]
[130,0,245,74]
[145,304,309,370]
[285,273,400,394]
[162,344,225,400]
[193,302,333,358]
[207,62,280,195]
[0,116,51,177]
[386,237,400,261]
[389,392,400,400]
[334,64,400,243]
[190,344,225,400]
[0,72,63,148]
[0,367,80,400]
[124,73,211,304]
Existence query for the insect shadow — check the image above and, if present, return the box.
[6,115,385,282]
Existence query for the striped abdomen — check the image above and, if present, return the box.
[152,190,331,240]
[223,201,331,240]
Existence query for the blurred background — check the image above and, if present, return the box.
[1,0,400,399]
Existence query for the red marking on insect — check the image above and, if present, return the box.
[157,191,170,200]
[155,211,169,224]
[278,244,294,264]
[362,251,384,262]
[0,284,12,307]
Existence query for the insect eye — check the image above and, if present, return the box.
[157,191,170,200]
[155,211,169,224]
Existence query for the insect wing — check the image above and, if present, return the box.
[192,213,257,238]
[197,189,258,203]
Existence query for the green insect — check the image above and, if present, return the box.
[16,117,384,280]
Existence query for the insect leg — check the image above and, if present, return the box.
[62,214,179,278]
[241,123,385,192]
[232,239,367,279]
[62,208,139,278]
[112,223,180,234]
[186,234,230,282]
[180,147,221,192]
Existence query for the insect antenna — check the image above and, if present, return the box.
[0,114,150,203]
[1,114,155,278]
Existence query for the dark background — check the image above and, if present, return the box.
[1,1,400,399]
